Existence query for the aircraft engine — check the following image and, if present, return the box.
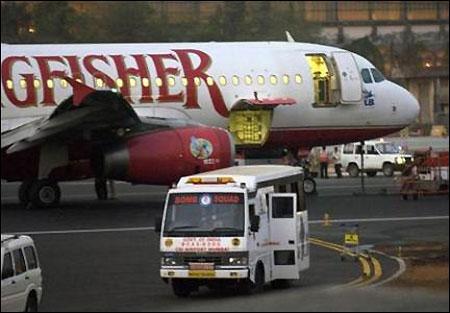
[99,126,235,185]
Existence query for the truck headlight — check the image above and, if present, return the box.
[228,257,248,266]
[395,157,406,165]
[161,256,178,266]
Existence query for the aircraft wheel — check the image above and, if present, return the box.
[303,177,317,195]
[29,179,61,209]
[18,180,34,205]
[95,178,108,200]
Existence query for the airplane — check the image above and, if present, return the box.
[1,35,420,208]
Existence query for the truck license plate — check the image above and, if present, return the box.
[188,270,216,278]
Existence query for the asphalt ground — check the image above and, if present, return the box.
[1,176,449,311]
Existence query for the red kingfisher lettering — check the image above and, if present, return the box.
[1,49,229,117]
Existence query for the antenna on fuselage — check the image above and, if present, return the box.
[285,31,296,43]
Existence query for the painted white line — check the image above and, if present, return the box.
[5,215,448,237]
[309,215,449,224]
[6,226,156,236]
[319,184,397,190]
[367,250,407,288]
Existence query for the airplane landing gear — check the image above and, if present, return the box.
[19,179,61,209]
[95,178,108,200]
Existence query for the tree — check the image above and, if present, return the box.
[95,2,159,43]
[344,37,385,70]
[222,2,247,41]
[30,1,78,43]
[1,2,32,43]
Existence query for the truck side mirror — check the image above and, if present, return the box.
[250,215,260,233]
[154,216,163,233]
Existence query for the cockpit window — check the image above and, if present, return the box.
[361,69,373,84]
[370,68,385,83]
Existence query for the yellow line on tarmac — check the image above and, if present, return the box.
[309,237,383,287]
[309,238,369,287]
[356,256,383,287]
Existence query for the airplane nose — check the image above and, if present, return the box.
[406,92,420,123]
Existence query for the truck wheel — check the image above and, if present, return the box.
[25,293,38,312]
[303,177,316,195]
[239,265,264,294]
[366,171,377,177]
[347,164,359,177]
[29,179,61,209]
[382,163,394,177]
[172,280,191,298]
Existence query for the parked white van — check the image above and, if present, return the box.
[1,235,43,312]
[340,140,413,177]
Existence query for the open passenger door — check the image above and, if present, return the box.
[332,52,362,103]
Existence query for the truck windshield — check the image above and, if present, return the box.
[163,193,245,237]
[375,143,400,154]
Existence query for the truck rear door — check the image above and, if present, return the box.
[269,193,299,280]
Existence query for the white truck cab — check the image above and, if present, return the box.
[157,165,309,297]
[1,235,43,312]
[340,140,413,177]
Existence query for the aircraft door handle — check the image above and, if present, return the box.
[25,276,30,280]
[288,240,295,245]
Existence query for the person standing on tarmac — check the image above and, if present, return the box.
[332,146,343,178]
[319,146,329,179]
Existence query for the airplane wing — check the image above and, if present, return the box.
[1,90,148,154]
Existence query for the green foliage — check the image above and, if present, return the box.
[30,1,78,43]
[1,2,32,43]
[1,1,322,44]
[344,37,384,70]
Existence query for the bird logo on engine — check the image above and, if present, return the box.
[190,137,214,160]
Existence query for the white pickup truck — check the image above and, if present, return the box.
[340,140,413,177]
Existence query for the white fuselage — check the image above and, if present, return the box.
[1,42,419,144]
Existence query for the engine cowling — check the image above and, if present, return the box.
[100,126,235,185]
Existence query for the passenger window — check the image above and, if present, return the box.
[219,76,227,86]
[20,79,27,89]
[24,246,38,270]
[361,69,373,84]
[232,75,240,86]
[367,145,378,155]
[270,75,278,85]
[6,80,14,90]
[272,196,294,218]
[343,144,354,154]
[274,250,295,265]
[13,249,27,275]
[371,68,385,83]
[2,253,14,280]
[257,75,265,85]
